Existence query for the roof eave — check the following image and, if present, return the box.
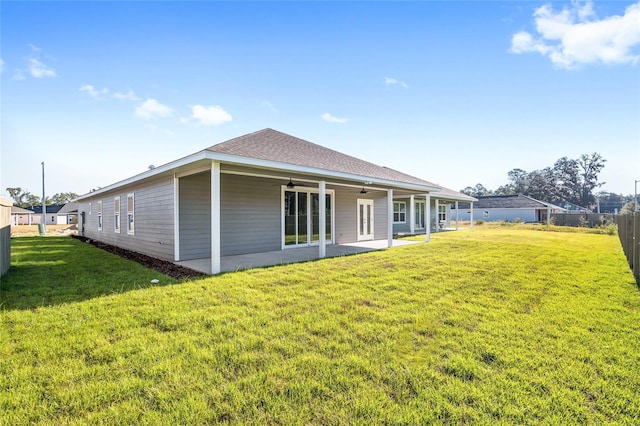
[75,149,443,202]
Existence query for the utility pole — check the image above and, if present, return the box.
[42,162,47,235]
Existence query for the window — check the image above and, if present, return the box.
[114,196,121,233]
[415,201,425,229]
[127,193,135,235]
[393,202,406,223]
[97,200,103,231]
[438,204,447,222]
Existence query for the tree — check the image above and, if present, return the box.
[460,183,493,198]
[5,187,40,208]
[576,153,606,207]
[50,192,79,205]
[621,200,637,215]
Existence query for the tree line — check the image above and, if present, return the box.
[461,152,634,212]
[5,187,78,208]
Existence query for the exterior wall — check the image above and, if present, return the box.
[392,197,412,234]
[78,177,175,260]
[179,172,211,260]
[334,189,388,244]
[178,172,283,259]
[452,207,537,222]
[220,174,281,256]
[1,196,12,276]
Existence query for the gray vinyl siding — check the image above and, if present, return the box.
[334,188,388,244]
[393,198,411,234]
[179,172,211,260]
[178,172,282,258]
[220,174,281,256]
[77,177,175,260]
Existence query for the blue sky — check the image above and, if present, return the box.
[1,1,639,199]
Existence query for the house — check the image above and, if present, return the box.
[393,185,477,234]
[56,203,78,224]
[27,205,66,225]
[75,129,476,274]
[10,206,35,225]
[451,194,566,224]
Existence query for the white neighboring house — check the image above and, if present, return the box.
[11,206,36,225]
[452,195,566,224]
[26,205,66,225]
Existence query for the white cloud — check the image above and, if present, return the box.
[79,84,108,99]
[113,90,141,101]
[28,58,56,78]
[260,100,279,113]
[187,105,233,126]
[321,112,349,123]
[135,98,173,119]
[511,1,640,69]
[384,77,409,88]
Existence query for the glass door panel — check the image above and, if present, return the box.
[284,191,297,245]
[297,192,308,245]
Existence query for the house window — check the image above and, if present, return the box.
[97,200,103,231]
[393,202,406,223]
[438,204,447,222]
[127,193,135,235]
[114,196,121,233]
[415,201,425,229]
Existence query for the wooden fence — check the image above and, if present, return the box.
[616,213,640,282]
[550,213,616,227]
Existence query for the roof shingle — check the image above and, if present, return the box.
[207,128,438,187]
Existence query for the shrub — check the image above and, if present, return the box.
[475,219,485,225]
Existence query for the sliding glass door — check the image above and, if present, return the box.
[284,189,332,247]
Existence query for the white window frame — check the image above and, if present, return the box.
[393,201,406,224]
[97,200,103,231]
[438,204,447,222]
[127,193,135,235]
[281,186,335,248]
[114,196,121,233]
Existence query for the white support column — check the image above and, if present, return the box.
[470,202,474,229]
[409,194,415,235]
[319,181,326,259]
[211,162,221,274]
[174,175,180,261]
[426,193,431,242]
[455,201,459,230]
[546,206,551,226]
[434,199,439,233]
[387,189,394,248]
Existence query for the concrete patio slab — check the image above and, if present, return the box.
[176,239,422,274]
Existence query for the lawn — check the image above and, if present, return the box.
[1,228,639,424]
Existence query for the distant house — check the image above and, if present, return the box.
[57,203,78,224]
[75,128,477,274]
[10,206,35,225]
[27,205,66,225]
[452,194,566,224]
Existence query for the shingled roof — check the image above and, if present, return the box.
[456,195,562,210]
[206,128,438,188]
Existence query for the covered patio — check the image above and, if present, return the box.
[177,239,421,274]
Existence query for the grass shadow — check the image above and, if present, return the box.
[0,236,184,311]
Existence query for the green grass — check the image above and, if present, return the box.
[1,229,639,424]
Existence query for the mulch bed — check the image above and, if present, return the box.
[72,235,207,280]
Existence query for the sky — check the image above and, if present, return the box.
[1,1,639,201]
